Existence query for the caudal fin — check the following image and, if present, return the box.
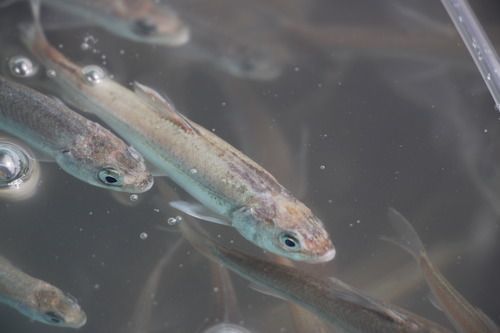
[19,0,49,54]
[380,208,427,260]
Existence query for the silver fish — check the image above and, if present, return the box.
[0,76,153,192]
[33,0,190,46]
[0,256,86,328]
[384,209,499,333]
[21,10,334,263]
[180,221,453,333]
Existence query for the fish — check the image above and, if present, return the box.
[166,0,291,80]
[0,75,153,193]
[20,0,190,46]
[179,221,453,333]
[0,256,86,328]
[20,5,334,263]
[383,208,499,333]
[202,262,253,333]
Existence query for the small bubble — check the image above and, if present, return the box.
[213,287,219,293]
[153,208,160,213]
[46,69,56,78]
[319,164,326,170]
[119,49,125,55]
[93,284,100,290]
[129,194,139,202]
[483,128,488,133]
[167,217,179,226]
[139,232,148,240]
[80,42,90,51]
[293,66,300,72]
[8,56,38,78]
[221,101,227,107]
[82,65,105,85]
[88,211,93,216]
[189,168,198,174]
[58,43,64,49]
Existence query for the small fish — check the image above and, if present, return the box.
[0,76,153,192]
[383,208,499,333]
[29,0,190,46]
[21,7,334,263]
[180,221,453,333]
[0,256,86,328]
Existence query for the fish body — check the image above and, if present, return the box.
[385,209,499,333]
[21,13,334,263]
[180,221,453,333]
[0,75,153,192]
[0,256,86,328]
[39,0,190,46]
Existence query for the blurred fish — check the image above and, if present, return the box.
[201,263,252,333]
[0,138,40,200]
[128,237,185,333]
[383,209,499,333]
[21,8,334,263]
[180,221,453,333]
[0,256,86,328]
[167,0,291,80]
[24,0,190,46]
[0,75,153,192]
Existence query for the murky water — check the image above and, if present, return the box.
[0,1,499,332]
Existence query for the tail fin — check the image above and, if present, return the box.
[19,0,49,53]
[380,208,427,260]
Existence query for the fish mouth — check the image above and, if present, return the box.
[307,247,336,263]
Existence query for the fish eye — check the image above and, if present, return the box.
[279,232,301,250]
[132,18,158,36]
[98,168,123,186]
[44,311,64,324]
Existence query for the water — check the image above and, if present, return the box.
[0,1,499,332]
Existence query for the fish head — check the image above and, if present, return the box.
[56,123,153,193]
[128,6,190,46]
[232,194,335,263]
[29,284,86,328]
[216,46,284,80]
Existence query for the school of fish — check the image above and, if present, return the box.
[0,0,497,332]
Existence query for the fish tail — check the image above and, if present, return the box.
[19,0,49,55]
[380,208,427,261]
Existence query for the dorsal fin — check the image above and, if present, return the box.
[132,81,198,134]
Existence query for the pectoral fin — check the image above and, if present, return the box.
[169,200,230,226]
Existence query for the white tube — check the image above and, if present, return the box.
[440,0,500,109]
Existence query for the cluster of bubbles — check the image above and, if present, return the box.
[8,56,38,78]
[167,215,183,226]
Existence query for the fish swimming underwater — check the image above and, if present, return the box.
[0,76,153,193]
[180,221,453,333]
[3,0,190,46]
[384,208,499,333]
[0,256,86,328]
[20,5,334,263]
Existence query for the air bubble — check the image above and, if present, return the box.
[46,69,56,78]
[319,164,326,170]
[129,194,139,202]
[139,232,148,240]
[8,56,38,78]
[0,142,32,187]
[82,65,105,85]
[189,168,198,174]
